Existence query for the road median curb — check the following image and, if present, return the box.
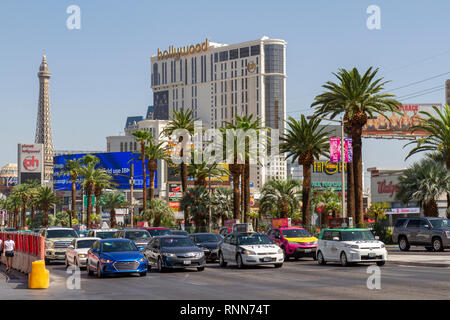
[387,260,450,268]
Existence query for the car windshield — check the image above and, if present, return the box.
[77,240,97,249]
[194,234,222,243]
[160,237,195,248]
[148,229,171,237]
[429,219,450,228]
[95,231,117,239]
[171,230,189,236]
[281,229,311,238]
[238,234,273,245]
[101,241,137,252]
[341,230,375,241]
[125,231,151,240]
[47,229,78,238]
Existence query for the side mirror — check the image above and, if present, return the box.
[332,237,339,241]
[374,236,380,240]
[139,247,145,252]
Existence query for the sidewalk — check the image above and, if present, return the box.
[388,254,450,267]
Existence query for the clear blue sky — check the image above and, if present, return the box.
[0,0,448,187]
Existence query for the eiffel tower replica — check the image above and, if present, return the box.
[35,55,55,187]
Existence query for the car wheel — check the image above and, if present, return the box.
[139,272,147,277]
[236,254,245,269]
[317,251,326,265]
[340,252,349,267]
[96,263,103,278]
[157,257,165,273]
[399,236,410,251]
[432,237,444,252]
[197,266,205,272]
[376,261,386,266]
[282,247,290,261]
[274,263,283,268]
[87,261,94,276]
[219,252,227,267]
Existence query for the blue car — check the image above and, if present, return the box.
[86,238,148,278]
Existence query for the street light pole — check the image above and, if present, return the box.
[308,115,347,219]
[340,116,347,219]
[130,163,134,228]
[208,167,212,233]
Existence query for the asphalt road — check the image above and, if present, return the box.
[12,258,449,300]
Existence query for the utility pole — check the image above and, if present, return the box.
[130,163,134,228]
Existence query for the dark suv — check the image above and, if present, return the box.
[392,217,450,252]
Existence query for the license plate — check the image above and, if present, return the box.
[369,253,376,258]
[263,257,272,262]
[304,249,312,253]
[183,260,191,265]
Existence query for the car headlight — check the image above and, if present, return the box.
[278,248,283,254]
[311,241,318,245]
[46,242,54,249]
[288,241,300,245]
[194,252,204,258]
[100,259,113,264]
[78,254,87,258]
[445,231,450,238]
[139,258,146,262]
[345,244,359,249]
[162,252,176,257]
[241,249,256,255]
[381,243,385,248]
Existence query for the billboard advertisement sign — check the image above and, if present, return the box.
[329,138,352,163]
[385,208,420,215]
[272,218,291,228]
[18,143,43,184]
[370,173,401,203]
[54,152,156,191]
[362,104,442,138]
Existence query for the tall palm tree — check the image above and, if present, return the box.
[188,162,229,187]
[180,186,209,232]
[132,130,152,212]
[405,104,450,168]
[60,158,82,225]
[396,158,449,217]
[280,115,330,227]
[143,198,176,227]
[162,108,196,228]
[312,67,400,226]
[102,192,128,228]
[405,104,450,211]
[232,114,266,221]
[212,187,233,226]
[93,169,116,219]
[79,163,96,228]
[12,182,36,229]
[259,179,302,218]
[36,186,60,227]
[5,194,21,229]
[131,135,169,202]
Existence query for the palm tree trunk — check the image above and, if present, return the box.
[110,208,117,228]
[244,162,250,220]
[352,129,364,226]
[347,161,355,221]
[229,164,241,221]
[44,210,49,227]
[281,201,289,218]
[180,162,189,228]
[240,166,245,222]
[21,205,27,230]
[148,169,155,201]
[14,209,19,229]
[87,191,92,228]
[141,141,147,214]
[301,163,312,227]
[72,181,77,221]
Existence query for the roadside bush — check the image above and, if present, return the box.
[372,221,394,244]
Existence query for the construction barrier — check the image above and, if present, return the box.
[0,232,45,274]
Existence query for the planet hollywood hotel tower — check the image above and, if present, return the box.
[150,36,287,191]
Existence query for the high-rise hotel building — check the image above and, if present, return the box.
[150,36,287,191]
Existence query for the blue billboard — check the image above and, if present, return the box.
[54,152,156,191]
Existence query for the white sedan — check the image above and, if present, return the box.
[65,237,100,269]
[218,232,284,268]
